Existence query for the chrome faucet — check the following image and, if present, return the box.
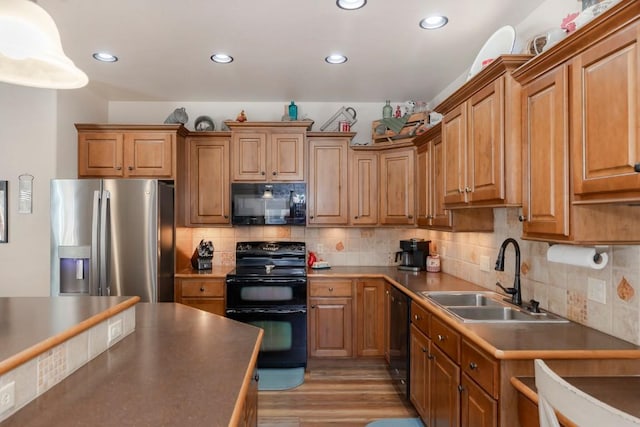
[494,238,522,306]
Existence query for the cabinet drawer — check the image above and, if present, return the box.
[462,340,499,399]
[431,316,461,363]
[181,280,225,297]
[411,301,430,337]
[309,280,352,297]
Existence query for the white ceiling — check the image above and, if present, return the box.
[40,0,547,103]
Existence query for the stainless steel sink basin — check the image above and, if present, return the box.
[419,291,569,323]
[421,291,504,307]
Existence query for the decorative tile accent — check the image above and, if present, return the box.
[567,290,588,323]
[37,346,67,394]
[335,241,345,251]
[617,276,634,302]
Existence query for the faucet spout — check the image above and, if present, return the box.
[494,238,522,306]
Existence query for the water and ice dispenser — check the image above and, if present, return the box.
[57,246,90,295]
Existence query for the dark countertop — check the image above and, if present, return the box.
[0,296,139,375]
[512,376,640,420]
[175,265,640,358]
[1,303,263,427]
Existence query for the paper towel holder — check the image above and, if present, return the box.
[547,243,609,264]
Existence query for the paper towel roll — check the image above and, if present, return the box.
[546,244,608,269]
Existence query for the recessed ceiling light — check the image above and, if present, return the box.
[210,53,233,64]
[419,15,449,30]
[325,54,348,64]
[92,52,118,62]
[336,0,366,10]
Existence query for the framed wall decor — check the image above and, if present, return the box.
[0,181,7,243]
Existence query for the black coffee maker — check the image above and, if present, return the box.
[395,238,430,271]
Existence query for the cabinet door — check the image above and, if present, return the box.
[431,135,453,228]
[349,151,378,225]
[232,132,268,181]
[379,148,416,225]
[443,104,467,205]
[124,132,174,178]
[78,132,125,177]
[356,279,385,357]
[410,324,431,422]
[188,137,230,225]
[270,132,304,181]
[521,66,570,238]
[416,144,431,227]
[384,283,391,364]
[571,23,640,201]
[308,138,349,225]
[241,367,259,427]
[467,78,504,203]
[460,374,498,427]
[308,297,353,357]
[430,345,460,427]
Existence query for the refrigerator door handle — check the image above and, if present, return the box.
[99,190,111,296]
[90,190,101,296]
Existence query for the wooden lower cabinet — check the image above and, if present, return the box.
[175,278,225,316]
[461,374,498,427]
[308,279,353,357]
[410,324,431,420]
[356,279,385,357]
[431,344,461,427]
[239,367,259,427]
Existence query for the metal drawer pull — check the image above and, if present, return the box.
[518,215,526,222]
[414,314,420,320]
[427,354,434,360]
[469,362,478,370]
[200,287,205,292]
[421,347,427,353]
[328,287,334,292]
[437,334,445,341]
[254,373,260,382]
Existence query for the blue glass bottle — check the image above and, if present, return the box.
[289,101,298,121]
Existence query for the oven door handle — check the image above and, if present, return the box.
[226,278,307,285]
[225,308,307,315]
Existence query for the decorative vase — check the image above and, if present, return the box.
[382,100,392,119]
[289,101,298,121]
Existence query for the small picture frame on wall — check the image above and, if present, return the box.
[0,181,7,243]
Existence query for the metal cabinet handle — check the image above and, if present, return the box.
[385,290,389,295]
[635,163,640,173]
[224,215,229,219]
[465,186,471,193]
[518,215,526,222]
[421,347,427,353]
[414,314,420,321]
[427,354,434,360]
[458,188,464,194]
[310,215,314,219]
[328,287,334,292]
[469,362,478,370]
[458,385,464,393]
[311,305,316,309]
[272,171,277,176]
[115,166,122,171]
[354,216,359,219]
[200,287,205,292]
[261,171,266,175]
[128,166,134,171]
[254,373,260,382]
[437,334,446,341]
[408,215,413,219]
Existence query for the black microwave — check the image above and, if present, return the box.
[231,183,306,225]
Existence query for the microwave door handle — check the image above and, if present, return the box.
[99,190,111,296]
[90,190,101,296]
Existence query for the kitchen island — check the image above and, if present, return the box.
[0,301,262,427]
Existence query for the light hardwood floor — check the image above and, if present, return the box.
[258,358,418,426]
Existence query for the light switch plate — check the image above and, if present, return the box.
[479,256,491,272]
[0,381,15,415]
[587,277,607,304]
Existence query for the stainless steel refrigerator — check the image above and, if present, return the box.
[50,179,175,302]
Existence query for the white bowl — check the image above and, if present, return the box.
[467,25,516,81]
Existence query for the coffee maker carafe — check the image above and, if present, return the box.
[395,238,430,271]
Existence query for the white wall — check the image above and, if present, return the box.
[0,84,107,297]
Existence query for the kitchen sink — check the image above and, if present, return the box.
[420,291,505,307]
[419,291,569,324]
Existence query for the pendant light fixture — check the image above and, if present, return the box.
[0,0,88,89]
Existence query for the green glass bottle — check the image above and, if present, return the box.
[382,100,392,119]
[289,101,298,121]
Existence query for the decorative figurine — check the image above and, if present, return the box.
[394,105,402,118]
[404,100,416,115]
[164,107,188,124]
[236,110,247,122]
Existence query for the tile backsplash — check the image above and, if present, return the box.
[176,207,640,345]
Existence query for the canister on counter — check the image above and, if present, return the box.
[426,254,441,272]
[339,121,351,132]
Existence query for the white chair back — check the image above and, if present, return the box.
[534,359,640,427]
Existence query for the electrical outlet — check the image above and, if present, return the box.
[0,381,15,415]
[108,319,123,345]
[479,256,491,272]
[587,277,607,304]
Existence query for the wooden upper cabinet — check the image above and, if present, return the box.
[379,147,416,225]
[416,143,431,227]
[76,124,184,179]
[226,121,309,182]
[436,55,528,209]
[184,135,230,225]
[349,150,378,225]
[520,66,570,240]
[308,136,349,225]
[571,21,640,202]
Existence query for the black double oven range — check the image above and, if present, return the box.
[225,241,307,369]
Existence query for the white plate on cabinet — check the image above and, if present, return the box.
[467,25,516,81]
